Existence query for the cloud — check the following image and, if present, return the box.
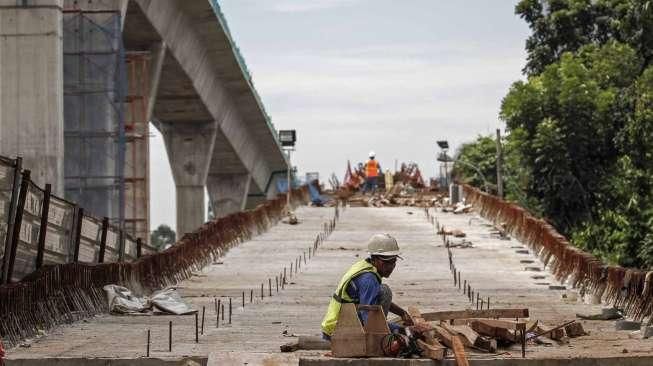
[270,0,361,13]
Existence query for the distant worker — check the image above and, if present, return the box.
[321,234,412,340]
[362,151,381,194]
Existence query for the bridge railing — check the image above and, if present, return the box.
[462,184,653,322]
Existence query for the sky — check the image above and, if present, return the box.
[149,0,531,232]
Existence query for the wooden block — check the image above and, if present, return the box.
[416,339,445,360]
[564,322,587,338]
[534,324,564,341]
[441,323,497,353]
[421,308,529,321]
[469,320,517,343]
[431,324,454,348]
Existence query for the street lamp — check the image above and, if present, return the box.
[436,140,450,188]
[279,130,296,214]
[436,148,491,193]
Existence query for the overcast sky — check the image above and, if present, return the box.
[150,0,530,231]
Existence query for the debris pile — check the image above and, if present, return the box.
[379,307,587,361]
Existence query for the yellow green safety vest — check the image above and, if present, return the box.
[320,259,382,336]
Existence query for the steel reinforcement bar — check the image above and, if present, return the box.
[0,186,310,347]
[462,184,653,321]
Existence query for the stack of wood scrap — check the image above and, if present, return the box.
[395,307,584,362]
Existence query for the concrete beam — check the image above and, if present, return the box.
[160,121,217,238]
[145,42,165,122]
[0,0,64,194]
[135,0,287,196]
[206,173,250,218]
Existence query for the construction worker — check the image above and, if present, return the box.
[321,233,412,339]
[362,151,381,194]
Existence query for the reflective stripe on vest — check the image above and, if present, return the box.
[365,160,379,177]
[320,259,381,336]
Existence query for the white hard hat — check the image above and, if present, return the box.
[367,233,402,258]
[369,151,376,158]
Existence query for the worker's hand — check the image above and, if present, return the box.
[400,311,414,326]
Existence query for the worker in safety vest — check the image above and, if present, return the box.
[321,234,412,339]
[362,151,381,194]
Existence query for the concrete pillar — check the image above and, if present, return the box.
[207,173,250,218]
[0,0,64,194]
[160,121,217,238]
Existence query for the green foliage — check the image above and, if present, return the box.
[457,0,653,268]
[516,0,653,76]
[454,135,498,192]
[150,224,176,250]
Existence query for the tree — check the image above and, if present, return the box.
[455,1,653,267]
[516,0,653,76]
[151,224,176,250]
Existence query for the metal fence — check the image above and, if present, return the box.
[0,155,156,285]
[0,165,311,348]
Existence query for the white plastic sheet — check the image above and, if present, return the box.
[103,285,194,315]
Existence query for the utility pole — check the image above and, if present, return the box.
[286,149,292,211]
[496,128,503,198]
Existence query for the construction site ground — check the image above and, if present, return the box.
[7,205,653,365]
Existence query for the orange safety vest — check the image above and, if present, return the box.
[365,160,379,177]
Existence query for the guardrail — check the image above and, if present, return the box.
[462,184,652,322]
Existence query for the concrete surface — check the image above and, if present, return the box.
[6,206,653,364]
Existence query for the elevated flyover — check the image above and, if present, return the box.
[124,0,289,236]
[0,0,288,239]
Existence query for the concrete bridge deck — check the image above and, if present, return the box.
[6,206,653,364]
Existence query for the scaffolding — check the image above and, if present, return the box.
[62,8,127,231]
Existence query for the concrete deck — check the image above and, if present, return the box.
[6,206,653,364]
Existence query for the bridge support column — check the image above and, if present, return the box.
[207,173,250,218]
[160,121,217,239]
[0,0,64,194]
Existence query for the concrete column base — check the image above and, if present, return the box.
[160,121,217,239]
[175,185,205,238]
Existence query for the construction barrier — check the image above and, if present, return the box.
[462,184,653,321]
[0,153,311,347]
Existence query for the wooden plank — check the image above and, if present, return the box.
[421,308,529,321]
[441,323,496,353]
[534,324,564,341]
[416,339,445,360]
[469,320,517,343]
[451,335,470,366]
[453,318,526,331]
[408,306,438,344]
